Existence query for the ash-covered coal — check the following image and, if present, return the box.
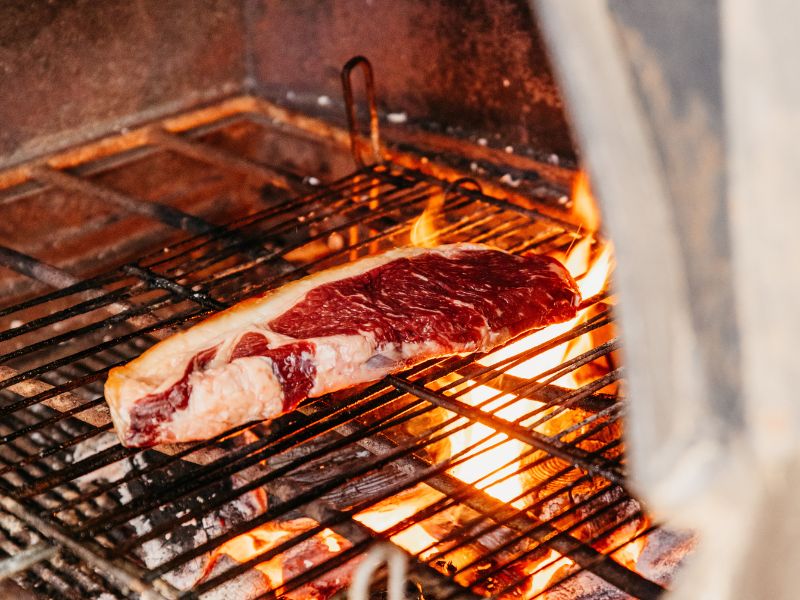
[543,570,630,599]
[632,527,695,586]
[123,455,268,590]
[60,431,270,593]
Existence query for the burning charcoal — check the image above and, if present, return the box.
[542,570,629,600]
[195,554,272,600]
[272,439,409,510]
[631,527,696,586]
[68,431,130,486]
[133,470,268,591]
[199,517,359,600]
[91,439,271,591]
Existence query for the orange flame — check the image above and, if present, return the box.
[354,485,443,557]
[525,549,572,596]
[213,526,292,588]
[410,192,445,247]
[444,171,616,595]
[612,516,651,570]
[447,385,543,508]
[571,171,601,233]
[216,171,634,598]
[479,174,613,390]
[210,520,347,591]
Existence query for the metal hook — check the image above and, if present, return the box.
[443,177,483,202]
[341,56,383,169]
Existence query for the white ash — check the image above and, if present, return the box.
[0,513,38,540]
[327,232,345,251]
[197,554,271,600]
[477,137,488,146]
[317,95,332,107]
[68,431,119,463]
[132,452,151,470]
[9,320,23,328]
[29,432,51,448]
[633,527,696,586]
[135,486,267,592]
[116,482,132,504]
[548,153,560,165]
[69,431,131,486]
[387,112,407,124]
[499,173,521,188]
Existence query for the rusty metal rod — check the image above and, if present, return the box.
[0,542,57,581]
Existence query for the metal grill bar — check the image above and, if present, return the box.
[0,246,82,290]
[0,272,127,319]
[33,167,217,236]
[0,103,679,600]
[0,495,173,599]
[148,129,306,194]
[386,376,625,485]
[313,406,663,599]
[0,542,57,579]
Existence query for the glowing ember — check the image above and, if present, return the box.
[524,549,573,597]
[212,525,291,588]
[446,384,542,507]
[206,519,350,594]
[612,517,651,571]
[354,485,443,557]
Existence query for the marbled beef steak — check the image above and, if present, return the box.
[105,244,581,447]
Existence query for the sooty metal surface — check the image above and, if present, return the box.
[0,101,690,599]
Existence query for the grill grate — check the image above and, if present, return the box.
[0,99,689,599]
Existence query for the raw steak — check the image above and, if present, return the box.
[105,244,580,447]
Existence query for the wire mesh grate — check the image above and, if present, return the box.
[0,104,688,600]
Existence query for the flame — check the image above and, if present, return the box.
[614,535,649,571]
[410,192,445,247]
[571,171,601,233]
[215,171,638,598]
[612,516,651,571]
[447,385,543,508]
[525,549,572,596]
[213,526,291,588]
[209,520,347,591]
[354,485,443,557]
[478,173,613,391]
[442,171,614,596]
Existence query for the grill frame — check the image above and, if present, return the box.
[0,94,681,600]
